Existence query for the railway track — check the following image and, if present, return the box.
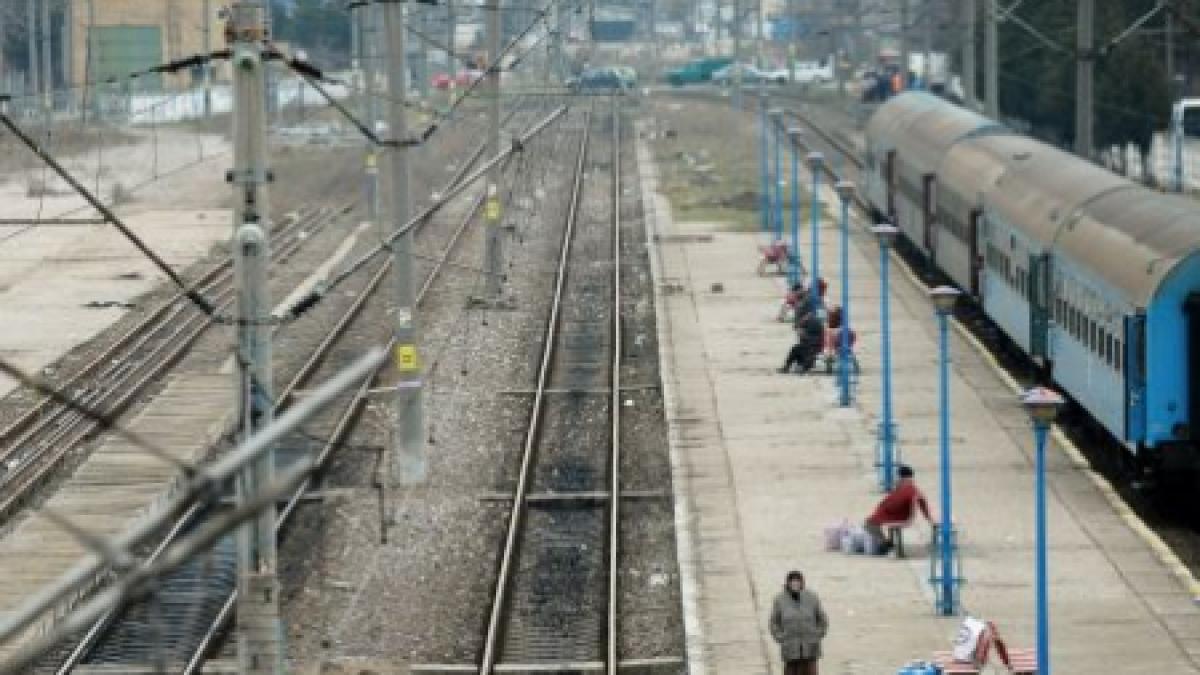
[52,103,564,674]
[0,204,350,527]
[477,102,628,673]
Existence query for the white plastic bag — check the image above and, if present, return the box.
[952,615,987,662]
[824,520,849,551]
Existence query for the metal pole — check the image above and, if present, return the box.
[937,308,955,616]
[62,0,73,114]
[483,0,504,300]
[1075,0,1094,159]
[733,0,742,107]
[878,231,896,491]
[759,93,769,236]
[203,0,213,118]
[26,0,36,117]
[789,130,800,285]
[772,112,782,243]
[41,0,51,128]
[964,0,976,107]
[922,0,933,89]
[383,0,427,485]
[837,185,852,407]
[984,0,998,117]
[228,4,281,672]
[807,152,823,306]
[1035,421,1050,675]
[899,0,910,90]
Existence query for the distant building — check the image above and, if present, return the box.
[68,0,225,91]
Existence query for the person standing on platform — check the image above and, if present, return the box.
[769,570,829,675]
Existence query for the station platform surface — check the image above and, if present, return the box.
[638,129,1200,674]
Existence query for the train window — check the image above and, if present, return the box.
[1115,340,1123,372]
[1106,334,1114,366]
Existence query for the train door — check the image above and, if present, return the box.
[1124,314,1147,444]
[968,209,982,297]
[922,174,936,258]
[1029,253,1051,364]
[885,150,897,222]
[1185,295,1200,440]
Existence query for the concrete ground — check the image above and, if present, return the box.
[0,128,233,398]
[639,126,1200,674]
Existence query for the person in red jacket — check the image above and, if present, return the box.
[864,465,933,554]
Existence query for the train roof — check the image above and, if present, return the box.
[1065,190,1200,306]
[970,135,1200,306]
[867,92,1005,174]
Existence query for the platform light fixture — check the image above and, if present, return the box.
[834,181,856,408]
[806,151,825,307]
[929,284,961,616]
[787,127,804,286]
[872,224,900,491]
[1022,386,1064,675]
[769,108,784,243]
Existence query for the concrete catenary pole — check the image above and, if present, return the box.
[40,0,50,127]
[483,0,504,300]
[204,0,213,119]
[922,0,933,88]
[984,0,998,117]
[382,0,426,484]
[963,0,976,108]
[1075,0,1094,158]
[26,0,36,117]
[227,3,282,673]
[62,0,72,113]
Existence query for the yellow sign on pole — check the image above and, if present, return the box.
[486,198,501,221]
[395,343,420,372]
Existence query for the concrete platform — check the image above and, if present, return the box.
[638,128,1200,674]
[0,208,229,399]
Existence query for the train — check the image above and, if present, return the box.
[861,92,1200,477]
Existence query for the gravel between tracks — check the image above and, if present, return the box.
[279,103,686,672]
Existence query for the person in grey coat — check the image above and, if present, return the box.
[769,570,829,675]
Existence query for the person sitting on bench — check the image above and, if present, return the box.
[864,465,933,555]
[779,306,825,374]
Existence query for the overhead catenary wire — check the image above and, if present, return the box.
[280,105,567,321]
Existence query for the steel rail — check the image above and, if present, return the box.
[0,207,320,448]
[479,109,592,675]
[107,108,533,675]
[0,207,346,525]
[605,99,622,675]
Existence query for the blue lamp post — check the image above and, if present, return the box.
[872,224,900,492]
[787,127,803,286]
[769,108,784,243]
[759,93,770,238]
[1022,386,1064,675]
[834,181,856,407]
[806,152,825,306]
[930,285,961,616]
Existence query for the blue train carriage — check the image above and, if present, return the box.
[1059,191,1200,467]
[863,93,1005,264]
[930,133,1017,297]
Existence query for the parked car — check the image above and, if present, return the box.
[613,66,638,88]
[432,69,484,90]
[793,59,834,84]
[665,57,734,86]
[570,67,629,93]
[712,63,772,85]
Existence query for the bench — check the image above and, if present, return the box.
[877,512,915,558]
[932,621,1037,675]
[757,242,791,276]
[820,328,860,377]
